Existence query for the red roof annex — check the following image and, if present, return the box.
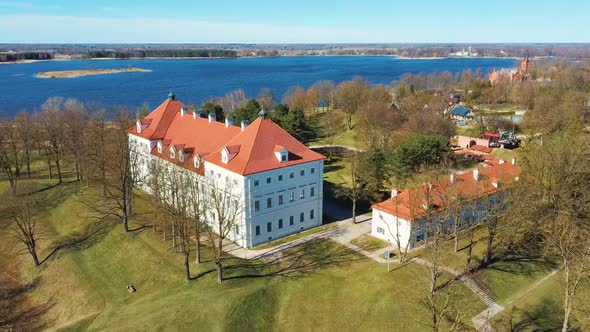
[129,97,325,176]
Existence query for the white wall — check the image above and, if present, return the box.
[371,192,505,250]
[129,133,325,248]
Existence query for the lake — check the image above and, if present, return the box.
[0,56,516,116]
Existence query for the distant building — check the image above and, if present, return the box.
[448,105,473,121]
[128,93,325,248]
[371,159,520,249]
[449,46,479,57]
[489,52,530,86]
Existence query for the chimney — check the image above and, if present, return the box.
[473,168,480,181]
[511,158,517,166]
[208,112,216,123]
[193,110,201,119]
[491,178,499,188]
[180,107,187,117]
[241,120,250,131]
[225,117,234,128]
[391,188,399,198]
[450,173,456,184]
[499,159,505,164]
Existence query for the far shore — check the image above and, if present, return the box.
[36,68,151,78]
[0,54,527,65]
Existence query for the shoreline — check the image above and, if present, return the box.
[35,68,152,78]
[1,54,524,65]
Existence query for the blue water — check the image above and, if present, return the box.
[0,56,516,116]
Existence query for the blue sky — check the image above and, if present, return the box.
[0,0,588,43]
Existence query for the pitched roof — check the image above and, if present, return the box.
[372,161,520,221]
[203,117,325,175]
[450,105,471,117]
[129,97,325,176]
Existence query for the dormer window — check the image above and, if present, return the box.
[221,145,240,164]
[178,150,184,162]
[170,147,175,159]
[193,155,201,169]
[274,145,288,162]
[157,141,163,154]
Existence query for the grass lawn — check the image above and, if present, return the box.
[1,172,486,331]
[252,222,338,250]
[350,234,390,252]
[307,109,364,150]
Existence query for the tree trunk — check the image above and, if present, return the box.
[216,259,223,284]
[352,198,357,224]
[75,158,80,181]
[195,222,201,264]
[55,157,62,183]
[184,252,191,282]
[172,224,176,248]
[466,227,475,273]
[562,263,571,332]
[346,113,353,131]
[45,153,52,180]
[9,178,17,197]
[25,148,31,178]
[485,231,495,266]
[30,245,40,268]
[453,216,459,253]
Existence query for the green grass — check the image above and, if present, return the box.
[307,109,365,150]
[253,222,338,250]
[1,172,487,331]
[350,234,390,252]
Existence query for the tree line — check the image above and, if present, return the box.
[84,49,238,59]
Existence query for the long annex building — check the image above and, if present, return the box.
[128,93,325,248]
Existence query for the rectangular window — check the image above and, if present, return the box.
[266,177,271,184]
[278,174,283,181]
[255,225,260,236]
[289,192,294,202]
[267,222,272,233]
[279,219,283,229]
[289,172,294,179]
[254,180,259,187]
[377,227,385,235]
[254,200,260,212]
[267,197,272,208]
[310,210,315,219]
[310,186,315,197]
[300,212,304,222]
[311,167,315,174]
[289,216,294,225]
[278,195,283,205]
[300,189,305,199]
[300,170,305,176]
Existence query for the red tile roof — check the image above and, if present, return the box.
[129,97,325,176]
[204,117,325,175]
[372,162,520,221]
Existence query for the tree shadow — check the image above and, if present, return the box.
[485,256,558,276]
[503,298,565,332]
[223,239,365,280]
[0,277,55,331]
[41,219,115,264]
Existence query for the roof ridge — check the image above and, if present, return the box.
[241,117,265,174]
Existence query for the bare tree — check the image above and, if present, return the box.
[310,80,335,111]
[186,171,206,264]
[63,98,87,181]
[0,120,23,196]
[256,88,275,111]
[9,197,41,268]
[204,176,243,284]
[86,108,108,195]
[335,152,367,224]
[336,77,370,130]
[283,86,310,111]
[14,110,34,178]
[514,132,590,331]
[38,97,66,183]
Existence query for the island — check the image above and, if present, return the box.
[36,67,151,78]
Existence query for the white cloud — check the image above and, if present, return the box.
[0,14,391,43]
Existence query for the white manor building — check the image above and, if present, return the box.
[371,158,520,250]
[128,93,325,248]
